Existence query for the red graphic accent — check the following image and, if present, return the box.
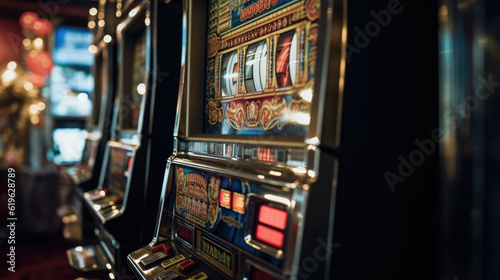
[245,101,260,127]
[276,33,293,87]
[306,0,321,22]
[232,193,246,214]
[232,63,238,84]
[207,33,220,58]
[225,101,246,130]
[258,148,274,162]
[220,189,231,209]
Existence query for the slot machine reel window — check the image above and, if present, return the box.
[202,0,320,137]
[120,28,147,131]
[103,145,133,199]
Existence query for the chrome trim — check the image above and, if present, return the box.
[115,0,150,136]
[152,155,175,240]
[171,154,312,188]
[306,0,347,150]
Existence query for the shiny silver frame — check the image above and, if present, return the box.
[144,0,347,279]
[114,0,151,142]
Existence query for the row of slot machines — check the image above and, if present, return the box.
[65,0,345,279]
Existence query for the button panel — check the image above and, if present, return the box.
[140,251,170,268]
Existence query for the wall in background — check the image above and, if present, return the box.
[0,18,23,67]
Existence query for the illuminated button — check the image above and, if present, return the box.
[178,259,196,272]
[185,272,208,280]
[139,251,168,268]
[151,244,173,255]
[255,224,284,249]
[258,205,287,230]
[160,254,185,269]
[232,192,246,214]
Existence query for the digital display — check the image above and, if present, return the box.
[255,224,284,249]
[105,146,131,198]
[52,128,87,165]
[258,205,287,230]
[121,29,147,130]
[79,137,100,173]
[203,0,320,136]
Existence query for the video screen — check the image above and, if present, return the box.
[52,128,88,165]
[203,0,320,137]
[121,28,147,130]
[104,146,131,198]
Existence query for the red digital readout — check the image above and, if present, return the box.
[220,189,231,209]
[232,192,246,214]
[255,224,284,249]
[258,205,287,230]
[178,223,193,244]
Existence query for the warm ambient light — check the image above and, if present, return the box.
[289,112,310,125]
[7,61,16,70]
[31,115,40,125]
[33,38,43,50]
[103,34,112,43]
[29,104,38,114]
[22,38,31,47]
[129,7,139,18]
[78,92,89,102]
[89,7,97,16]
[98,20,105,27]
[88,45,98,54]
[263,194,291,207]
[145,10,150,26]
[137,83,146,95]
[2,70,16,84]
[88,21,96,29]
[37,102,46,111]
[299,88,313,102]
[24,82,33,91]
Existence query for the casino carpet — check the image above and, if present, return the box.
[0,231,107,280]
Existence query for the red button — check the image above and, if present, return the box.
[178,259,196,272]
[151,244,173,255]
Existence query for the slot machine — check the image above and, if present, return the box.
[128,0,345,279]
[66,0,183,277]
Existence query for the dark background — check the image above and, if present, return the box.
[333,0,439,279]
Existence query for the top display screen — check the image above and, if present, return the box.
[121,29,147,130]
[105,146,131,198]
[203,0,320,137]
